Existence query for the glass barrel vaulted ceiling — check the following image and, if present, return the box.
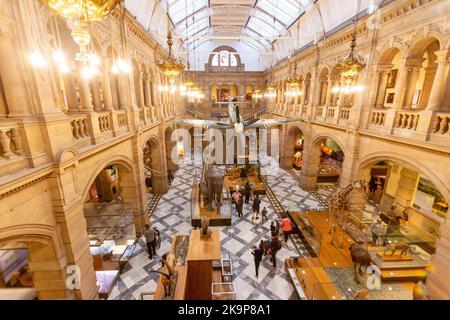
[124,0,381,71]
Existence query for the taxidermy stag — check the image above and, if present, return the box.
[349,243,372,284]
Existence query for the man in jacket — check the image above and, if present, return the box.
[144,223,157,259]
[269,235,281,268]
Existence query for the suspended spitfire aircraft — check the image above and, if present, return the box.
[176,102,298,135]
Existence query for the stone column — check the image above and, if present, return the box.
[392,60,412,109]
[403,65,421,109]
[76,63,94,111]
[63,71,80,113]
[0,32,32,117]
[426,50,450,110]
[394,167,419,212]
[375,71,390,108]
[101,64,114,111]
[427,216,450,299]
[337,78,347,107]
[299,138,320,190]
[136,73,145,108]
[325,78,334,106]
[90,79,103,112]
[367,69,381,108]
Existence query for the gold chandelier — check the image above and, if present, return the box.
[286,63,302,97]
[159,31,184,78]
[265,71,277,99]
[336,35,366,80]
[252,86,263,99]
[46,0,122,60]
[336,0,366,80]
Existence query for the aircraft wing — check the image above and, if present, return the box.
[244,118,300,129]
[176,119,233,129]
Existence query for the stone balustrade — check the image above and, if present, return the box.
[394,111,420,131]
[432,113,450,135]
[339,107,350,121]
[326,106,335,118]
[70,116,90,140]
[369,109,387,126]
[98,114,111,133]
[0,124,23,158]
[117,111,128,128]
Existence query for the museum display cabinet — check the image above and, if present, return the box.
[154,234,190,300]
[288,211,323,257]
[191,172,232,227]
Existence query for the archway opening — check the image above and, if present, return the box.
[83,163,138,297]
[287,127,304,170]
[315,137,344,184]
[359,158,447,255]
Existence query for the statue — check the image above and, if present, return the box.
[349,243,372,284]
[383,241,410,256]
[200,216,211,238]
[204,165,224,211]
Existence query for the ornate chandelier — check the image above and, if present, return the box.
[336,0,366,80]
[286,63,301,97]
[336,35,366,80]
[265,71,277,99]
[46,0,122,60]
[159,31,184,79]
[252,86,263,99]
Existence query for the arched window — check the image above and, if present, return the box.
[209,47,241,68]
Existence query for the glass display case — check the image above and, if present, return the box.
[294,212,322,256]
[211,282,236,300]
[85,202,136,272]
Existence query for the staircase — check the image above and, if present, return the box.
[147,194,162,218]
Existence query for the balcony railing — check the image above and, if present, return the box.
[70,116,90,140]
[369,109,387,126]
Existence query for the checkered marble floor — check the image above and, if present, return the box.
[108,154,329,300]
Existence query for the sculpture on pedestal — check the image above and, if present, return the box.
[200,216,211,238]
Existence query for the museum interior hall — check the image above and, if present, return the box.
[0,0,449,301]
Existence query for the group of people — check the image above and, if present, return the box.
[251,212,293,277]
[231,181,268,221]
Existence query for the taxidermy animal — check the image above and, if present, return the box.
[204,165,224,211]
[349,243,372,284]
[150,254,175,297]
[383,242,410,256]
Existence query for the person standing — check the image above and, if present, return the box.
[251,245,263,277]
[261,207,268,222]
[244,181,252,204]
[269,235,281,268]
[252,195,261,220]
[280,213,293,243]
[144,223,157,259]
[237,196,244,218]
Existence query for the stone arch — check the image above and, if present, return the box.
[0,225,70,299]
[80,155,135,201]
[142,135,167,194]
[208,46,242,67]
[283,124,306,170]
[311,133,346,155]
[357,151,450,202]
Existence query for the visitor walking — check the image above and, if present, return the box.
[144,223,157,259]
[280,213,293,243]
[269,234,282,268]
[368,175,377,194]
[251,245,263,277]
[167,170,174,186]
